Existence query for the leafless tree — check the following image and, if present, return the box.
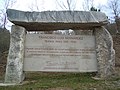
[107,0,120,33]
[82,0,94,11]
[0,0,16,29]
[56,0,77,11]
[29,0,45,11]
[108,0,120,18]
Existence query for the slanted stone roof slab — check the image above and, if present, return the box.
[7,9,108,31]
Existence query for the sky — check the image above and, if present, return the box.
[10,0,108,11]
[0,0,109,30]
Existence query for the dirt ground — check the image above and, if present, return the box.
[0,51,7,79]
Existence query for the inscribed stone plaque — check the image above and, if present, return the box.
[24,34,97,72]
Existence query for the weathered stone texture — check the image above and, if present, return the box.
[95,27,115,79]
[5,25,26,83]
[6,9,108,31]
[7,9,108,23]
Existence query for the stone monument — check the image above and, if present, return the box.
[4,9,115,84]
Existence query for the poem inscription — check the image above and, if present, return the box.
[24,34,97,72]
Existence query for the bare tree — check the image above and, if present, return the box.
[107,0,120,33]
[56,0,77,11]
[29,0,45,11]
[108,0,120,18]
[82,0,94,11]
[0,0,16,29]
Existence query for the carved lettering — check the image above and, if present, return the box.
[24,34,97,72]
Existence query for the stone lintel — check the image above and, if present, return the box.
[7,9,108,31]
[5,25,26,84]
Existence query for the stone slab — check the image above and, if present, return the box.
[7,9,108,31]
[24,34,97,72]
[95,27,115,79]
[5,25,26,83]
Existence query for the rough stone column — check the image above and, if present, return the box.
[5,25,26,84]
[95,27,115,79]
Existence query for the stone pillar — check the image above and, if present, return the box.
[5,25,26,84]
[95,27,115,79]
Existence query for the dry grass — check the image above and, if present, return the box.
[0,72,120,90]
